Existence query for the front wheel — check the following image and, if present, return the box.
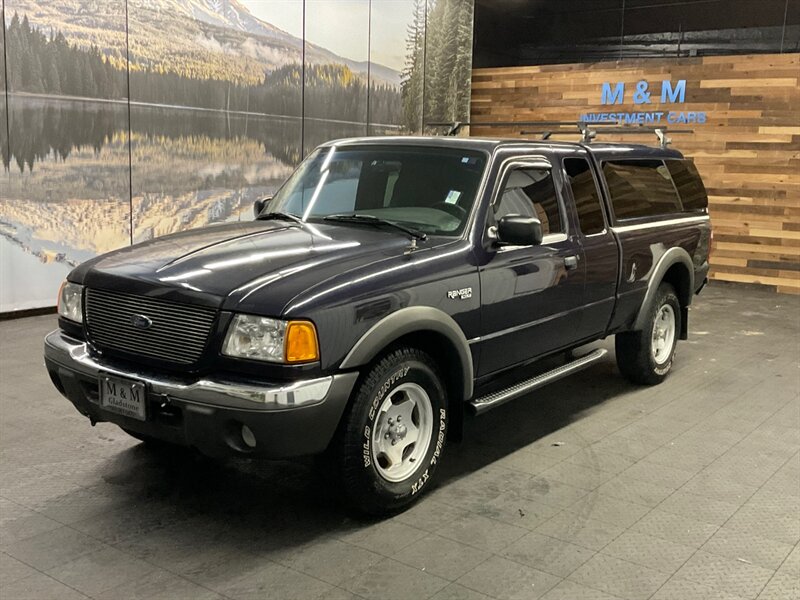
[616,282,681,385]
[334,347,448,515]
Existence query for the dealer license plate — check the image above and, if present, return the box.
[99,375,147,421]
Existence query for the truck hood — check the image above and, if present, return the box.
[74,220,432,314]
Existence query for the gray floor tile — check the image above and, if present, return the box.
[565,449,637,475]
[210,561,334,600]
[0,500,63,545]
[725,503,800,546]
[343,557,449,600]
[539,461,616,491]
[0,551,38,587]
[757,568,800,600]
[393,533,491,581]
[701,527,794,571]
[0,570,91,600]
[394,499,469,532]
[566,492,651,529]
[632,508,719,548]
[435,513,528,553]
[589,435,660,461]
[540,579,625,600]
[3,525,108,571]
[568,554,670,600]
[601,530,695,573]
[457,555,561,599]
[315,588,363,600]
[652,576,747,600]
[95,569,225,600]
[429,582,493,600]
[595,474,674,508]
[535,511,624,551]
[675,550,776,599]
[621,460,697,489]
[496,448,564,476]
[45,546,157,597]
[479,492,561,530]
[337,520,427,557]
[273,537,384,585]
[658,490,742,525]
[502,531,595,577]
[516,476,589,509]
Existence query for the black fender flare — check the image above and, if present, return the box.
[632,247,695,332]
[339,306,474,401]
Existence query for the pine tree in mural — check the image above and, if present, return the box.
[3,13,400,124]
[4,13,126,100]
[401,0,426,132]
[424,0,474,125]
[400,0,474,131]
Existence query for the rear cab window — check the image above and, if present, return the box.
[602,158,708,222]
[665,159,709,213]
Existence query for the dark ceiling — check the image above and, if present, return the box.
[473,0,800,67]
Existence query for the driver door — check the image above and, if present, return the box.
[476,155,586,376]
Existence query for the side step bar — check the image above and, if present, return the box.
[469,348,608,415]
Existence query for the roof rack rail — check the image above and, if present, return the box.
[425,120,692,149]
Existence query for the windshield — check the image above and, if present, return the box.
[268,145,487,236]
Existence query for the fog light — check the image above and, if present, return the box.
[241,424,257,448]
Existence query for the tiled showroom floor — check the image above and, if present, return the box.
[1,282,798,600]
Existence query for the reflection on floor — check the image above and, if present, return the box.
[1,283,798,600]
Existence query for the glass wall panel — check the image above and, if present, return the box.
[1,1,130,311]
[303,0,369,153]
[127,0,303,242]
[423,0,475,125]
[368,0,414,134]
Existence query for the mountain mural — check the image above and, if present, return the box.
[6,0,400,87]
[0,0,475,312]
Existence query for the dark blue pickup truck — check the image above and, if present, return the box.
[45,135,711,513]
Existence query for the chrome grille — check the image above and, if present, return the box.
[85,288,218,365]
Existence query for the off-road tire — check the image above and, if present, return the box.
[334,347,448,515]
[616,282,681,385]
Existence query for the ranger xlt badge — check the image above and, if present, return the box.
[448,287,472,300]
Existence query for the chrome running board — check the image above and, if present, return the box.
[469,348,608,415]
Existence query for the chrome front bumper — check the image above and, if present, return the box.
[43,330,358,457]
[44,330,342,411]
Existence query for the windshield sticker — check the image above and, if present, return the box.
[445,190,462,204]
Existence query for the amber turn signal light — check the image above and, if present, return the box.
[285,320,320,363]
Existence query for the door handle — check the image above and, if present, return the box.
[564,255,579,270]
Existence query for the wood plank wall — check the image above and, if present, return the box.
[471,53,800,293]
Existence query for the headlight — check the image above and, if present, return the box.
[57,281,84,323]
[222,315,319,363]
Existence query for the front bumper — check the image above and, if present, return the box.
[44,330,358,458]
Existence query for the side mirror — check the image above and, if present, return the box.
[496,215,543,246]
[253,195,273,218]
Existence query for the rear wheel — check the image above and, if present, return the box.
[616,282,681,385]
[334,347,448,515]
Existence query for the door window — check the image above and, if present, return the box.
[564,158,606,235]
[494,167,564,236]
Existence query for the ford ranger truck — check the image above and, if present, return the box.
[44,136,711,514]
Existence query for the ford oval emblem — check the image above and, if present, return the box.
[130,314,153,330]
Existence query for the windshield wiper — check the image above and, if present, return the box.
[323,214,427,241]
[256,211,304,225]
